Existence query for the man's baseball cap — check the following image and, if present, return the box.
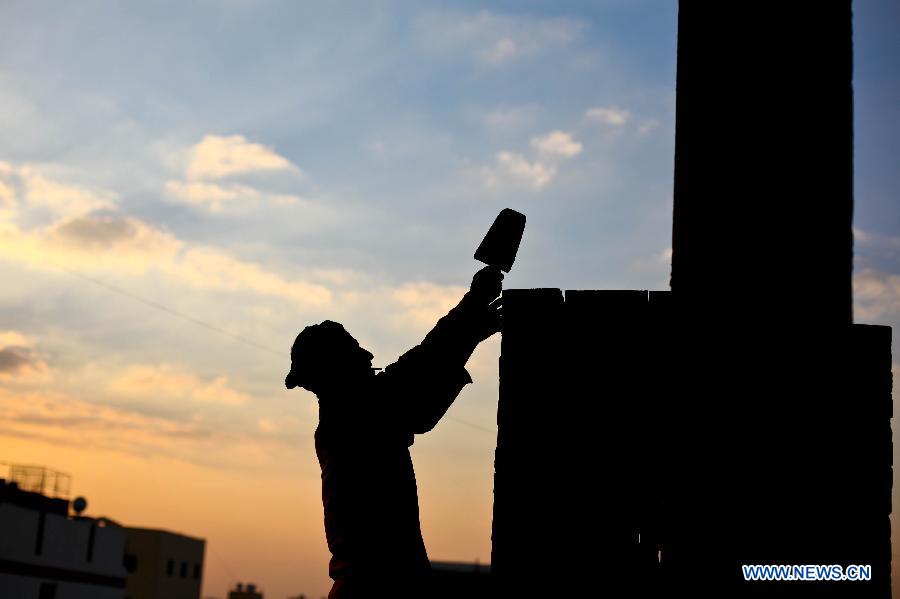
[285,320,346,389]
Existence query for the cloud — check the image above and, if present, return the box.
[481,105,539,131]
[626,248,673,289]
[257,418,281,435]
[416,10,584,67]
[585,106,631,126]
[167,135,308,214]
[165,180,261,213]
[186,135,298,180]
[109,364,252,406]
[0,164,116,221]
[853,268,900,322]
[0,161,332,304]
[481,37,518,65]
[23,170,117,217]
[0,330,31,347]
[173,246,332,306]
[637,119,660,137]
[853,229,900,322]
[0,212,332,307]
[0,390,200,439]
[0,180,16,221]
[629,246,672,271]
[0,179,15,207]
[489,152,556,190]
[530,130,583,158]
[0,330,50,382]
[390,282,467,328]
[481,130,582,191]
[855,227,900,261]
[854,227,873,245]
[165,180,304,213]
[0,348,33,374]
[0,388,293,468]
[1,213,182,274]
[50,214,180,255]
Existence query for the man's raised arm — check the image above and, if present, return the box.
[379,265,503,434]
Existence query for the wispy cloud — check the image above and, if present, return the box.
[0,330,50,383]
[585,106,631,126]
[530,130,583,158]
[415,10,585,67]
[855,227,900,260]
[2,212,180,275]
[853,228,900,322]
[165,180,303,213]
[166,135,307,214]
[0,165,17,217]
[172,246,332,306]
[637,119,660,137]
[854,268,900,321]
[1,208,332,309]
[257,418,281,435]
[390,282,467,328]
[0,162,116,221]
[481,105,540,131]
[47,214,181,257]
[489,152,556,190]
[109,364,252,406]
[481,130,582,190]
[186,135,298,180]
[24,172,116,219]
[0,388,297,469]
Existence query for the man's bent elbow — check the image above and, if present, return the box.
[408,417,440,435]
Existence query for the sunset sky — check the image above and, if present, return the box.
[1,2,898,597]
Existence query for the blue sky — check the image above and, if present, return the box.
[0,2,896,597]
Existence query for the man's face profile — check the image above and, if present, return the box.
[288,321,375,394]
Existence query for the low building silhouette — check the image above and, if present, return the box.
[124,527,205,599]
[0,464,208,599]
[227,582,263,599]
[0,466,128,599]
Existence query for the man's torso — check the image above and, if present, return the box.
[315,377,430,586]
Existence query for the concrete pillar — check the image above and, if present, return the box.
[671,1,853,326]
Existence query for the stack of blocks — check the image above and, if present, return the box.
[491,2,892,596]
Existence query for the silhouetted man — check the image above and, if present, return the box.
[285,266,503,598]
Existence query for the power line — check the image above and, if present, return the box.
[59,267,496,435]
[206,545,239,592]
[445,415,496,434]
[61,267,282,357]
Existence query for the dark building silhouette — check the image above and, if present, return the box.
[491,1,891,598]
[123,527,205,599]
[0,465,208,599]
[0,468,128,599]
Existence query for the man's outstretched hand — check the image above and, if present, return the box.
[467,265,503,341]
[470,265,503,304]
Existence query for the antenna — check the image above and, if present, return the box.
[73,496,88,516]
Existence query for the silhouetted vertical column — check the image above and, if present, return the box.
[491,288,565,596]
[665,4,892,598]
[671,0,853,326]
[565,290,660,595]
[840,324,893,591]
[647,290,674,584]
[493,289,662,597]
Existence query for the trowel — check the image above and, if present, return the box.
[474,208,526,273]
